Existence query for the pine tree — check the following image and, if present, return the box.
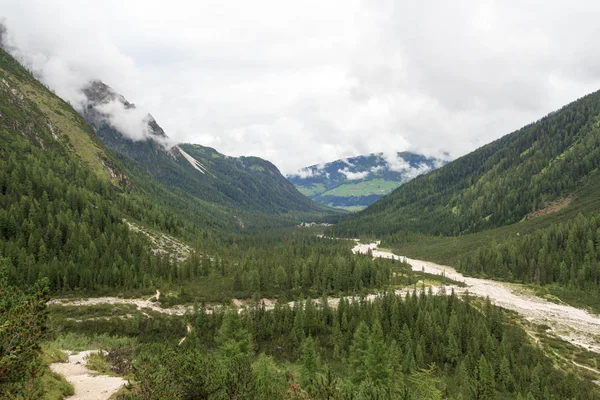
[215,309,253,358]
[366,319,390,388]
[251,353,285,400]
[299,336,320,395]
[349,321,370,385]
[473,354,496,400]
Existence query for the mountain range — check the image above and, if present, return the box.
[330,91,600,238]
[79,80,337,231]
[3,38,600,399]
[287,152,446,210]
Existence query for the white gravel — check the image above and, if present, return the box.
[353,241,600,354]
[50,350,126,400]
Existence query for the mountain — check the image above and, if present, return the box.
[330,90,600,238]
[80,80,337,223]
[287,152,446,210]
[3,46,600,400]
[0,47,195,293]
[328,89,600,313]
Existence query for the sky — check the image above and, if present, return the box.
[3,0,600,174]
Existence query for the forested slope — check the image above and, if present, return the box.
[0,48,206,293]
[82,81,335,218]
[330,90,600,237]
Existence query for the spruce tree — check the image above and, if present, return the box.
[349,321,370,385]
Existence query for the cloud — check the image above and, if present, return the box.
[379,152,435,179]
[3,1,600,174]
[402,163,434,181]
[91,100,173,147]
[0,21,7,49]
[381,152,411,173]
[292,168,315,179]
[338,168,369,181]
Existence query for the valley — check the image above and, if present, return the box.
[2,11,600,399]
[288,152,446,210]
[352,241,600,355]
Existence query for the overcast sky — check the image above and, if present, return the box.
[3,1,600,174]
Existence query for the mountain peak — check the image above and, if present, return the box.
[81,80,170,145]
[288,151,447,210]
[83,80,134,108]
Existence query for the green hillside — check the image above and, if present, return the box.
[0,48,204,293]
[2,44,599,400]
[329,89,600,311]
[288,152,445,210]
[82,81,336,223]
[331,90,600,238]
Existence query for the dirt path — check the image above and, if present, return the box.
[353,241,600,354]
[50,350,125,400]
[49,296,192,316]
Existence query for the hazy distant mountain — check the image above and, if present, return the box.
[80,80,336,226]
[330,90,600,238]
[287,152,447,210]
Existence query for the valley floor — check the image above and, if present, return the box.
[46,239,600,398]
[353,241,600,354]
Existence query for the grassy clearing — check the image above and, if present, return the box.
[47,332,136,353]
[297,183,327,196]
[19,81,115,183]
[331,205,367,212]
[533,323,600,377]
[326,178,399,197]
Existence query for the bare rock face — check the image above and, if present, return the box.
[81,80,169,141]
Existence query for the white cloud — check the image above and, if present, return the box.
[338,168,369,181]
[3,0,600,173]
[402,163,434,181]
[291,168,315,179]
[92,100,174,147]
[381,152,411,173]
[370,165,385,174]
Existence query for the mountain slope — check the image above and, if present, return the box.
[81,81,335,218]
[0,48,200,293]
[0,52,125,185]
[331,90,600,237]
[287,152,446,210]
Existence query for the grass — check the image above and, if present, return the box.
[325,178,400,197]
[85,352,119,377]
[41,342,69,364]
[40,342,74,399]
[18,80,116,183]
[332,205,367,212]
[533,323,600,377]
[535,285,600,314]
[47,332,136,352]
[40,370,74,400]
[297,183,327,196]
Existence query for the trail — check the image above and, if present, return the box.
[48,296,191,316]
[50,350,125,400]
[353,241,600,354]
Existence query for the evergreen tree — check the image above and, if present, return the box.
[366,319,390,388]
[299,336,320,395]
[349,321,370,385]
